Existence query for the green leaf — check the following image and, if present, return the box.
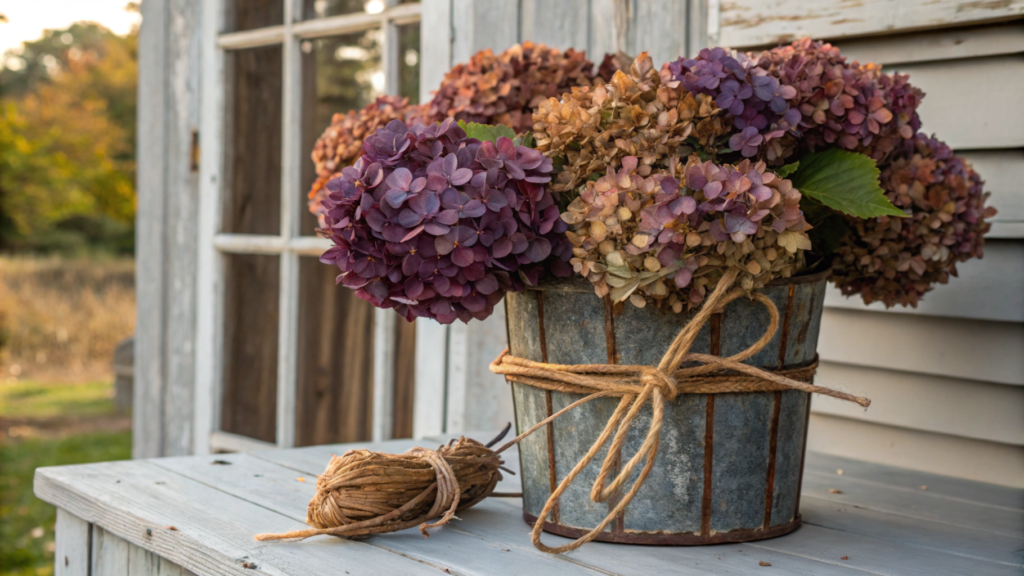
[514,132,536,148]
[800,196,851,257]
[789,148,906,219]
[774,161,800,179]
[457,120,517,144]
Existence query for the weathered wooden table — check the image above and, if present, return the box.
[35,431,1024,575]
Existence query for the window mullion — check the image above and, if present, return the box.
[276,0,303,449]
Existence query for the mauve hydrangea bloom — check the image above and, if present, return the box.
[319,118,571,323]
[561,154,811,311]
[667,39,923,164]
[307,96,426,224]
[831,135,996,307]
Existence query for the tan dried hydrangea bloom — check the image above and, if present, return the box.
[562,154,811,311]
[532,52,730,195]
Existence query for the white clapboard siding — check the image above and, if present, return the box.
[888,55,1024,150]
[823,241,1024,323]
[960,150,1024,237]
[837,21,1024,66]
[812,361,1024,446]
[819,309,1024,387]
[808,414,1024,488]
[718,0,1024,48]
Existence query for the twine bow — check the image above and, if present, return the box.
[489,268,871,553]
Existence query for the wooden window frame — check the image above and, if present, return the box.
[194,0,422,454]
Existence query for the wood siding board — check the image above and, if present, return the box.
[808,415,1024,489]
[889,55,1024,150]
[92,527,130,576]
[718,0,1024,48]
[812,362,1024,446]
[818,309,1024,386]
[127,539,193,576]
[632,0,689,66]
[450,0,519,65]
[519,0,589,51]
[55,509,91,576]
[413,319,448,437]
[823,241,1024,322]
[36,461,436,576]
[835,21,1024,66]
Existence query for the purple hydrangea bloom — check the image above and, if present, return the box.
[319,118,571,324]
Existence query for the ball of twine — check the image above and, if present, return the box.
[255,432,509,542]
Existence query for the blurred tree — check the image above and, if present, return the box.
[0,20,137,253]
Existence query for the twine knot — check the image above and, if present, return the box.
[640,367,678,401]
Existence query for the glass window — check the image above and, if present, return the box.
[224,46,282,235]
[398,22,420,104]
[299,30,382,236]
[303,0,386,20]
[225,0,284,33]
[221,255,280,443]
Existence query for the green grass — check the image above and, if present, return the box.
[0,381,116,419]
[0,380,130,576]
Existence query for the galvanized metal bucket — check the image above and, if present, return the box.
[504,268,828,545]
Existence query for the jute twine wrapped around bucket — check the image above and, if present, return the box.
[257,269,871,553]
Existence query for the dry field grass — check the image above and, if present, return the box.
[0,256,135,384]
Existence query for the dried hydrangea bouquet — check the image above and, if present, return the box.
[310,40,996,550]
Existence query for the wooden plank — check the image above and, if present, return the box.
[748,519,1019,576]
[128,540,194,575]
[92,527,131,576]
[134,0,170,460]
[588,0,629,61]
[823,241,1024,322]
[393,318,417,438]
[800,470,1024,539]
[799,496,1024,569]
[890,55,1024,150]
[450,0,519,64]
[419,0,452,103]
[808,415,1024,489]
[452,497,863,575]
[151,453,609,576]
[34,461,439,576]
[811,362,1024,445]
[519,0,589,51]
[55,508,91,576]
[718,0,1024,48]
[161,0,203,458]
[208,430,277,453]
[805,452,1024,511]
[818,309,1024,386]
[836,21,1024,66]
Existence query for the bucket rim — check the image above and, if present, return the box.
[524,265,832,293]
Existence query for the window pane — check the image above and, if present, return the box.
[398,23,420,104]
[303,0,383,19]
[221,254,280,443]
[225,0,284,33]
[300,30,382,236]
[296,256,374,445]
[225,46,282,235]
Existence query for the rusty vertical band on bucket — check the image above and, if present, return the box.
[763,391,783,528]
[601,296,625,534]
[536,292,560,523]
[700,313,723,537]
[778,285,796,369]
[795,393,812,518]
